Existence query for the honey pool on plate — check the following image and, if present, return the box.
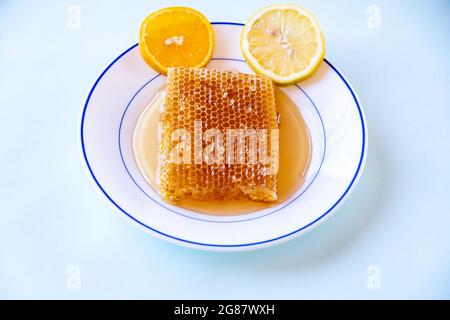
[133,86,311,216]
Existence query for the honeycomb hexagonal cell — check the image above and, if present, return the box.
[159,67,278,202]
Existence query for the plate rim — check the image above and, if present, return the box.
[79,22,368,251]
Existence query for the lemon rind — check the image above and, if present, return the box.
[139,7,215,75]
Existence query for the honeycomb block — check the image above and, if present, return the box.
[159,67,278,202]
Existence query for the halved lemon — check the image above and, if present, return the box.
[241,4,325,85]
[139,7,214,75]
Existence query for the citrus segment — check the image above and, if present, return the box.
[241,5,325,84]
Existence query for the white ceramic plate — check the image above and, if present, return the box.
[80,22,368,251]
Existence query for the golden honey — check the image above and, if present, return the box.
[133,73,311,216]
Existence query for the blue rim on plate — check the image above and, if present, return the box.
[80,22,367,248]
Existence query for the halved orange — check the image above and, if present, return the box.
[139,7,214,75]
